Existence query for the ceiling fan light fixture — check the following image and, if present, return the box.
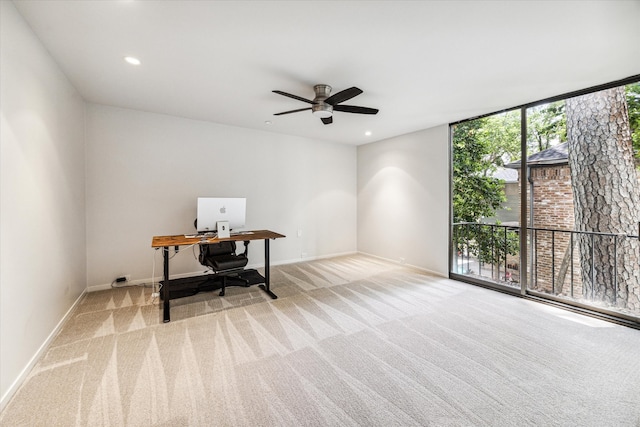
[312,103,333,118]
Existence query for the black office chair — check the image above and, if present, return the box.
[195,220,249,296]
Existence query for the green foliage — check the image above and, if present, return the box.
[477,111,521,168]
[452,118,507,222]
[456,224,519,266]
[527,101,566,153]
[523,84,638,165]
[452,117,520,267]
[625,83,640,164]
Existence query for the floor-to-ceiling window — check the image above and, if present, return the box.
[450,76,640,325]
[451,110,521,291]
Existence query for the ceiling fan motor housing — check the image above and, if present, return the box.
[312,84,333,118]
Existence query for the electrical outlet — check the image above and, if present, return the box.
[115,274,131,284]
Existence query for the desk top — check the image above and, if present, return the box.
[151,229,285,248]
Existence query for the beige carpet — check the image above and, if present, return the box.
[1,254,640,426]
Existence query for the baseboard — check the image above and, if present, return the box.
[86,251,359,293]
[87,276,181,293]
[0,289,86,412]
[356,251,447,278]
[271,251,358,267]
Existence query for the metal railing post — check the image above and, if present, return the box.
[491,224,495,279]
[504,226,508,281]
[552,230,556,294]
[591,234,595,300]
[570,231,574,299]
[532,228,538,287]
[613,235,618,305]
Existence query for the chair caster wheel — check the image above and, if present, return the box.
[219,290,225,296]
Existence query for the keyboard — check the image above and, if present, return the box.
[185,232,216,238]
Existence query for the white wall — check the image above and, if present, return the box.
[85,105,357,288]
[357,126,450,276]
[0,1,86,407]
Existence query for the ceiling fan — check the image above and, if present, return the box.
[272,84,379,125]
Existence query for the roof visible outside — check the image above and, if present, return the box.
[505,142,568,169]
[491,167,519,182]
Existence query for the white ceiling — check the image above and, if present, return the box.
[12,0,640,145]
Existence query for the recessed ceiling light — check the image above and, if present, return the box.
[124,56,141,65]
[264,120,272,125]
[365,131,372,136]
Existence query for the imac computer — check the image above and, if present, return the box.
[196,197,246,233]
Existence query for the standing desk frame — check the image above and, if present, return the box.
[151,230,285,322]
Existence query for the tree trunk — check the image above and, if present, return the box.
[565,87,640,311]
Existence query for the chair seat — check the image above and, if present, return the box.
[203,253,248,272]
[197,239,250,296]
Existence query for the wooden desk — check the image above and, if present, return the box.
[151,230,285,322]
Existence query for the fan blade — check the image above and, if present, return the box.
[274,107,312,116]
[272,90,314,104]
[321,116,333,125]
[324,87,363,105]
[333,105,379,115]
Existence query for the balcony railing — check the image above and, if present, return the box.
[452,222,520,286]
[452,222,640,318]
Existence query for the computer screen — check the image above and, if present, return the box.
[196,197,246,232]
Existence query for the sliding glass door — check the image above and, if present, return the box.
[450,78,640,324]
[524,84,640,320]
[451,110,522,291]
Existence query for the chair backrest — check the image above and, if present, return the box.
[198,240,249,272]
[199,241,237,261]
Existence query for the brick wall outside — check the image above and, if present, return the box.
[516,165,584,298]
[520,165,640,301]
[506,163,640,312]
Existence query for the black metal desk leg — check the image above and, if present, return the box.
[162,246,171,322]
[259,238,278,299]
